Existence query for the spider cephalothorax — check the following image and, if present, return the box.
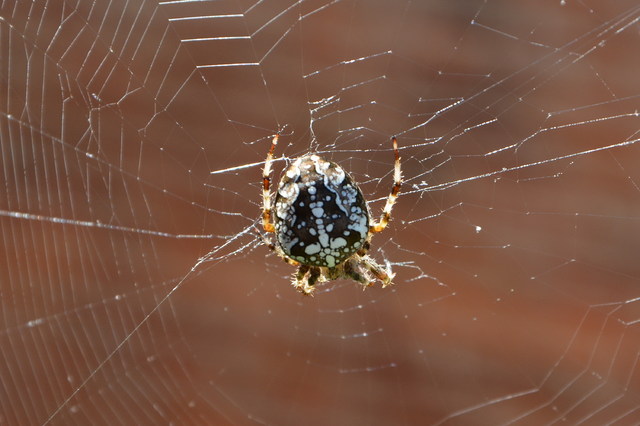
[261,135,402,295]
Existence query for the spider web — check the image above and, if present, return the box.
[2,0,640,424]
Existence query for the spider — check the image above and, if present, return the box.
[260,134,402,295]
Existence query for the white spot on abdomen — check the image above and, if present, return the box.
[330,237,347,249]
[304,243,321,255]
[325,255,336,267]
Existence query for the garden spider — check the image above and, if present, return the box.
[261,134,402,295]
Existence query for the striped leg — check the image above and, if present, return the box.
[262,134,279,233]
[371,136,402,233]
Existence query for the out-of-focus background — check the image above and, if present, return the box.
[2,1,640,424]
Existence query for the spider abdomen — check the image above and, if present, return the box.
[274,154,369,268]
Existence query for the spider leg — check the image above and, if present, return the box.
[361,255,395,288]
[293,264,310,290]
[345,255,395,289]
[371,136,402,234]
[293,265,321,296]
[262,134,279,233]
[280,256,300,266]
[253,225,275,251]
[343,259,373,288]
[356,240,371,257]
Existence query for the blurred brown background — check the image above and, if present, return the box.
[2,0,640,425]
